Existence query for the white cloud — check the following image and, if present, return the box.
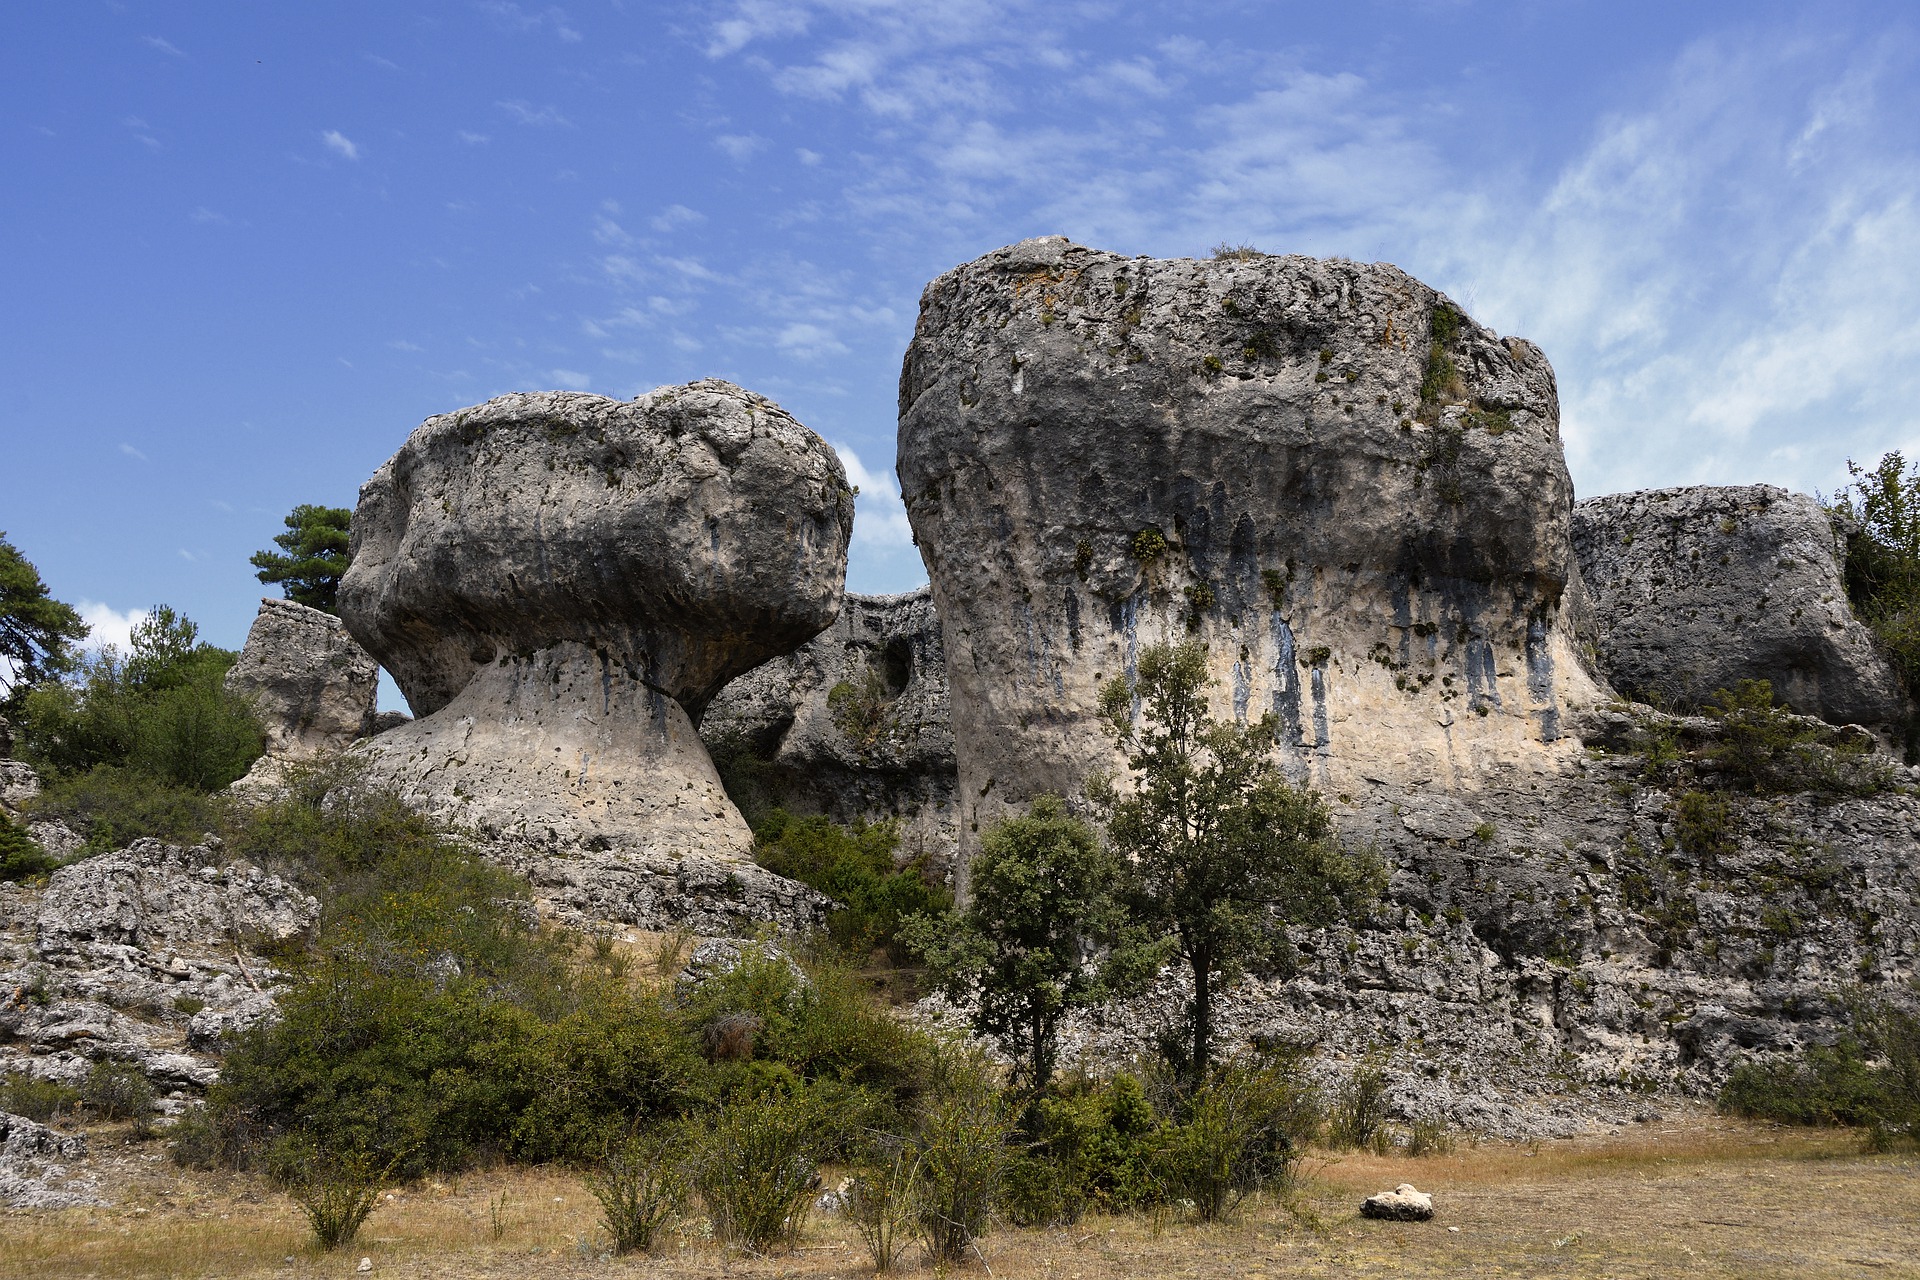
[796,147,823,165]
[497,100,571,127]
[119,443,147,461]
[190,206,231,225]
[388,339,425,352]
[550,368,592,390]
[650,203,705,232]
[715,133,767,162]
[363,52,401,71]
[77,602,149,657]
[320,129,360,160]
[457,130,491,144]
[832,442,915,549]
[775,321,850,359]
[141,35,184,57]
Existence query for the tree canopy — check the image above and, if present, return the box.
[1096,639,1382,1089]
[1833,451,1920,704]
[0,531,88,710]
[251,504,352,613]
[906,795,1160,1093]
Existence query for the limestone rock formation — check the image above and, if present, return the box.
[224,598,380,757]
[1,840,314,1139]
[701,587,958,868]
[1572,485,1909,731]
[898,237,1608,869]
[336,381,854,903]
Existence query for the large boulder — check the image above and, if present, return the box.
[224,598,380,757]
[897,237,1608,871]
[337,380,854,867]
[700,587,958,869]
[1571,485,1910,731]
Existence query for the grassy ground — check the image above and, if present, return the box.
[2,1114,1914,1280]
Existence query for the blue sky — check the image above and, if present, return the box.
[6,1,1920,705]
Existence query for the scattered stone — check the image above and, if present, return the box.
[1361,1183,1434,1222]
[338,381,854,892]
[225,598,380,757]
[1573,485,1910,731]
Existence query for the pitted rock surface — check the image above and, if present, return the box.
[336,381,854,884]
[2,841,311,1139]
[224,598,380,757]
[1572,485,1910,730]
[898,237,1608,874]
[701,587,958,869]
[0,1111,99,1209]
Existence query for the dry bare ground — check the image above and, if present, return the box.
[3,1114,1915,1280]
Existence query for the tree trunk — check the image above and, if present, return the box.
[1190,951,1212,1093]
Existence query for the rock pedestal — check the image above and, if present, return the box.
[224,598,380,757]
[337,380,854,868]
[898,237,1607,870]
[1572,485,1910,731]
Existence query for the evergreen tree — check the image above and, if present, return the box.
[251,505,352,613]
[0,531,88,711]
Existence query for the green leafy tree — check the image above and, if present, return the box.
[1096,640,1382,1090]
[0,532,88,712]
[904,796,1160,1094]
[251,505,352,613]
[1833,452,1920,699]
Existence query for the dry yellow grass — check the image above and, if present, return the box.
[3,1116,1914,1280]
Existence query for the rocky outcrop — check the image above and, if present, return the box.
[0,1111,98,1209]
[336,381,853,925]
[701,587,958,869]
[898,237,1608,872]
[224,598,380,757]
[1572,485,1910,731]
[1,840,313,1132]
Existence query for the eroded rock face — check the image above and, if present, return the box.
[224,598,380,757]
[337,381,854,874]
[700,588,958,868]
[1572,485,1910,731]
[898,237,1607,870]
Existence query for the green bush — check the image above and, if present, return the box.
[274,1140,390,1251]
[1719,993,1920,1140]
[82,1059,157,1135]
[1328,1060,1390,1152]
[846,1139,920,1273]
[751,810,950,960]
[1157,1060,1322,1221]
[1003,1073,1163,1223]
[0,812,55,881]
[690,1088,826,1252]
[0,1071,81,1122]
[29,765,225,853]
[584,1132,687,1256]
[914,1059,1013,1264]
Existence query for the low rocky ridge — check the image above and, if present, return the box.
[701,587,959,870]
[1573,485,1909,733]
[1,840,313,1203]
[336,380,852,932]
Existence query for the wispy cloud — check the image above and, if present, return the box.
[714,133,766,162]
[190,206,232,225]
[497,99,571,127]
[833,442,915,550]
[141,35,185,57]
[388,339,425,353]
[119,443,148,461]
[651,203,705,232]
[457,130,491,144]
[320,129,360,160]
[549,368,592,390]
[480,2,581,42]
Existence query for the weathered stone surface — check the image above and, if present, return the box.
[701,587,958,868]
[35,839,318,954]
[898,237,1608,873]
[224,598,380,757]
[1572,485,1910,730]
[1361,1183,1434,1222]
[337,381,854,878]
[0,1111,99,1210]
[1,760,38,813]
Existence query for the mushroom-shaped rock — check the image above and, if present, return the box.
[337,381,854,864]
[224,598,380,757]
[1572,485,1910,732]
[898,238,1608,869]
